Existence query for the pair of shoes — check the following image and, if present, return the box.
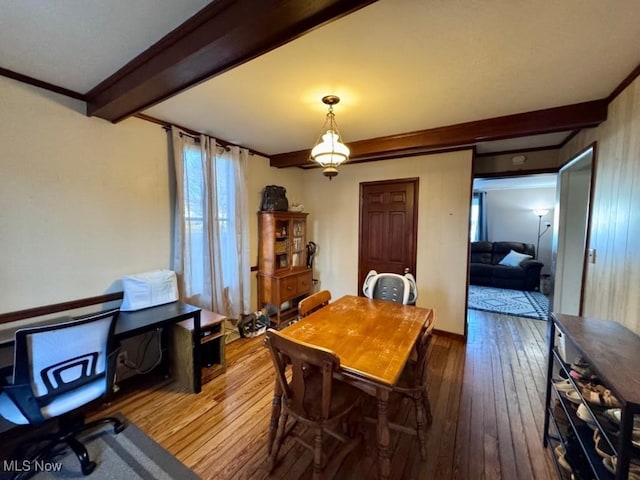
[570,357,598,381]
[603,408,640,445]
[581,383,620,408]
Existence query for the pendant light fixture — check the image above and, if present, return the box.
[310,95,350,180]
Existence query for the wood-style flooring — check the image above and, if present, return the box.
[87,309,557,479]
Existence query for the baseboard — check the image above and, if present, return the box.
[433,328,465,342]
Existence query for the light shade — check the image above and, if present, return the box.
[533,209,549,217]
[310,95,349,179]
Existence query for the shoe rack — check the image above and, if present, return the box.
[543,313,640,480]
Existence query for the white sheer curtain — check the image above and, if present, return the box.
[171,126,251,319]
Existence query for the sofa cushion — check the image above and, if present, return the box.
[493,264,528,279]
[492,241,535,264]
[469,263,495,278]
[469,241,493,264]
[499,249,533,267]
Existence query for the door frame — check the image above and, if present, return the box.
[357,177,419,293]
[549,142,597,316]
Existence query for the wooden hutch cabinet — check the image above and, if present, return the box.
[257,211,312,325]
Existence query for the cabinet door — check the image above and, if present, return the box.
[274,218,290,272]
[291,218,307,268]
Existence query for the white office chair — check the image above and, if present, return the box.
[0,311,125,478]
[362,270,418,304]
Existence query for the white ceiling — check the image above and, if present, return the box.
[2,0,640,157]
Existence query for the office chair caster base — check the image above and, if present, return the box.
[114,421,126,434]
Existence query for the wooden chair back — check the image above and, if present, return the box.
[412,315,436,388]
[265,328,340,420]
[298,290,331,317]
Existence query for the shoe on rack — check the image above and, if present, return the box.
[570,357,599,381]
[593,429,615,459]
[554,444,572,473]
[606,456,640,480]
[580,383,621,408]
[577,404,597,429]
[553,379,576,393]
[563,389,583,405]
[603,408,640,431]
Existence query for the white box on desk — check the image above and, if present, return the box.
[120,269,178,311]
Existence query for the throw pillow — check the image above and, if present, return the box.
[499,249,533,267]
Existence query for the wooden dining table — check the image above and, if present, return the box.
[269,294,435,480]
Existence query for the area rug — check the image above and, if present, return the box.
[21,415,200,479]
[468,285,549,321]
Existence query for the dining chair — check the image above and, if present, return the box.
[0,311,126,478]
[362,270,418,304]
[264,329,362,480]
[298,290,331,317]
[388,316,436,459]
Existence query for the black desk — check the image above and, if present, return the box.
[0,301,203,393]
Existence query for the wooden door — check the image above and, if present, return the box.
[358,178,419,293]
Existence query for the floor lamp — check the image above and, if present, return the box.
[534,209,551,259]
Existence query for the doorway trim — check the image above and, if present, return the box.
[550,142,597,316]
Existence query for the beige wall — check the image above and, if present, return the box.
[3,76,473,336]
[0,77,172,313]
[559,75,640,333]
[300,151,473,335]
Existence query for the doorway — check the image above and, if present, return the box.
[357,178,419,293]
[550,144,596,315]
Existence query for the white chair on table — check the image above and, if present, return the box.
[362,270,418,304]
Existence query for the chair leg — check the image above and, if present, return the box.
[413,393,427,460]
[269,411,288,472]
[76,415,126,435]
[423,389,433,426]
[66,436,96,475]
[312,427,323,480]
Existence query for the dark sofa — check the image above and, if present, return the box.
[469,241,543,291]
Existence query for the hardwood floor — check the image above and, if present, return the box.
[87,309,557,479]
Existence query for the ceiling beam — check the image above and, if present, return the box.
[270,99,608,168]
[86,0,377,122]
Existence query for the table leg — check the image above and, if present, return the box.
[268,379,283,454]
[376,387,391,480]
[192,310,202,393]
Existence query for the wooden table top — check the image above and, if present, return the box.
[281,295,434,386]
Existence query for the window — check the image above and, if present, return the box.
[470,193,480,241]
[173,128,250,317]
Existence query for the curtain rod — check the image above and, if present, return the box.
[134,113,263,157]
